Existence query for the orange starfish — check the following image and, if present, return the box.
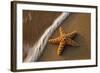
[48,27,79,56]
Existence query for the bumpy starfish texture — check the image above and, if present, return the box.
[48,27,79,56]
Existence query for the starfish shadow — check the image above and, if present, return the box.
[62,33,89,60]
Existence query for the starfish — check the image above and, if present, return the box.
[48,27,79,56]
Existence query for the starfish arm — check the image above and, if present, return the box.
[65,31,77,39]
[59,27,66,36]
[57,40,66,56]
[66,38,79,46]
[48,37,61,44]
